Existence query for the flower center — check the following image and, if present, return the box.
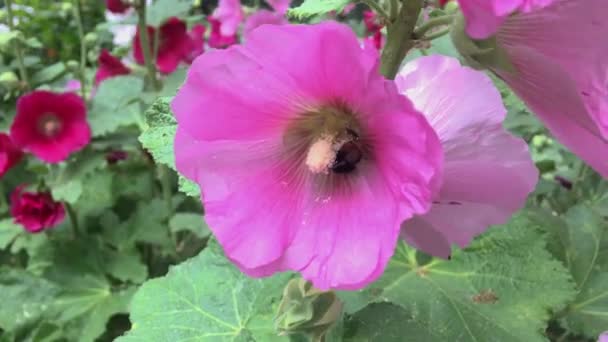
[285,103,366,175]
[37,114,62,137]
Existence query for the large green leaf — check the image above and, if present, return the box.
[0,218,21,250]
[288,0,352,19]
[139,97,200,197]
[0,268,59,331]
[89,76,144,136]
[340,213,575,341]
[534,205,608,338]
[118,243,293,341]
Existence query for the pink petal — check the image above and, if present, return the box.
[397,55,537,257]
[243,10,287,40]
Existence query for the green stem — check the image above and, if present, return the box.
[380,0,424,79]
[5,0,29,90]
[420,27,450,41]
[413,15,454,39]
[135,1,161,91]
[389,0,399,20]
[73,0,87,100]
[360,0,389,20]
[0,182,7,211]
[65,203,80,238]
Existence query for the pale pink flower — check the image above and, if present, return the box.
[457,0,608,177]
[173,23,443,290]
[599,332,608,342]
[212,0,244,36]
[396,56,538,258]
[243,10,288,39]
[457,0,555,39]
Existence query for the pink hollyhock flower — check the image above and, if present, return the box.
[186,24,206,63]
[599,332,608,342]
[457,0,555,39]
[212,0,244,36]
[173,22,443,290]
[134,17,201,74]
[10,91,91,163]
[94,49,131,86]
[396,56,538,258]
[454,0,608,177]
[267,0,290,14]
[10,186,65,233]
[0,133,23,177]
[208,17,238,49]
[63,79,81,93]
[105,0,130,14]
[243,10,288,39]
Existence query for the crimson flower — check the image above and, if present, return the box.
[10,91,91,163]
[0,133,23,177]
[11,186,65,233]
[94,49,131,85]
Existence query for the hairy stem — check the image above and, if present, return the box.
[380,0,424,79]
[5,0,29,90]
[65,202,80,239]
[413,14,454,39]
[73,0,87,100]
[135,1,161,91]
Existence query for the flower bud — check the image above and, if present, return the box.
[450,12,515,73]
[0,71,19,90]
[84,32,98,47]
[275,278,343,341]
[65,60,80,72]
[60,2,73,13]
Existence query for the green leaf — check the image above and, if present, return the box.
[104,248,148,284]
[534,205,608,338]
[340,213,576,341]
[50,152,106,204]
[139,97,176,168]
[0,218,21,250]
[344,303,438,342]
[288,0,352,19]
[118,243,292,341]
[139,97,200,197]
[0,268,59,331]
[169,212,210,238]
[147,0,192,27]
[31,62,66,85]
[89,76,144,136]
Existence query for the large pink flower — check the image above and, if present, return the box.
[455,0,608,177]
[396,56,538,258]
[457,0,555,39]
[173,23,443,290]
[10,91,90,164]
[134,17,204,74]
[212,0,244,36]
[0,133,23,177]
[94,49,131,85]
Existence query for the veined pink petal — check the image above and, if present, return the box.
[397,55,537,258]
[173,22,442,289]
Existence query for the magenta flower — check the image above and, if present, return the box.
[134,17,203,74]
[243,10,287,39]
[266,0,290,14]
[94,49,131,86]
[457,0,555,39]
[396,56,538,258]
[362,10,384,51]
[0,133,23,177]
[212,0,244,36]
[10,185,65,233]
[10,91,91,164]
[456,0,608,177]
[173,23,443,290]
[105,0,130,14]
[207,17,238,49]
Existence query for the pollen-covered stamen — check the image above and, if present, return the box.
[306,135,335,174]
[37,114,62,138]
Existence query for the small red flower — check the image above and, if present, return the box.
[10,91,91,163]
[106,0,131,14]
[105,150,128,164]
[208,17,237,49]
[363,10,383,33]
[438,0,451,8]
[10,186,65,233]
[0,133,23,177]
[134,17,204,74]
[94,49,131,86]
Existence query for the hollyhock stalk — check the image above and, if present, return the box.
[73,0,87,100]
[135,1,160,91]
[380,0,423,79]
[5,0,29,90]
